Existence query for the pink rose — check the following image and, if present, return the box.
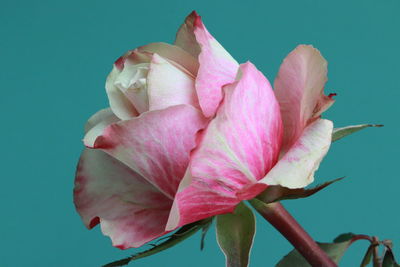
[74,11,335,249]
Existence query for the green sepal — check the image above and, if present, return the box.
[256,177,343,204]
[103,218,212,267]
[382,248,400,267]
[360,245,374,267]
[216,202,256,267]
[200,218,213,250]
[332,124,382,142]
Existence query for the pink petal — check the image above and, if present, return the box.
[175,11,239,117]
[147,54,199,111]
[166,62,283,230]
[259,119,333,188]
[91,105,208,199]
[274,45,335,151]
[138,42,199,76]
[74,149,171,249]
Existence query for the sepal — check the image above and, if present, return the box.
[103,219,212,267]
[256,177,344,204]
[332,124,383,142]
[216,202,256,267]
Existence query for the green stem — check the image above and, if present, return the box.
[249,200,337,267]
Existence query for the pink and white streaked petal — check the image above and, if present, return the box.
[74,149,171,249]
[147,54,199,111]
[166,62,283,230]
[274,45,335,151]
[83,108,120,147]
[174,11,202,58]
[259,119,333,189]
[91,105,208,199]
[175,11,239,117]
[138,42,199,76]
[194,14,239,117]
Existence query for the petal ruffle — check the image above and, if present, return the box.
[147,54,199,111]
[274,45,335,151]
[91,105,208,199]
[166,62,283,230]
[175,11,239,117]
[74,149,171,249]
[258,119,333,188]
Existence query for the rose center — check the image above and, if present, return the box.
[114,62,150,114]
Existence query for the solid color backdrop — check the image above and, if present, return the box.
[1,0,399,266]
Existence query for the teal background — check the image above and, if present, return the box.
[1,0,399,266]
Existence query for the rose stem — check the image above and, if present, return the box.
[248,200,337,267]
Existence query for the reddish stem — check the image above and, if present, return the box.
[249,200,337,267]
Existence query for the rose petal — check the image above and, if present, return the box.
[166,62,283,230]
[91,105,208,199]
[147,54,199,111]
[105,50,154,120]
[84,108,118,133]
[174,11,201,57]
[258,119,333,188]
[274,45,335,151]
[113,62,150,114]
[83,108,120,147]
[175,11,239,117]
[105,65,140,120]
[138,42,199,76]
[74,149,171,249]
[115,49,153,70]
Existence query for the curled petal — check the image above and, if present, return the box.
[147,54,199,111]
[138,42,199,76]
[166,62,283,230]
[174,11,201,57]
[84,108,118,133]
[175,11,239,117]
[105,65,140,120]
[259,119,333,188]
[91,105,208,199]
[74,149,171,249]
[83,108,120,147]
[274,45,335,151]
[105,49,154,120]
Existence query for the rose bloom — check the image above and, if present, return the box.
[74,11,335,249]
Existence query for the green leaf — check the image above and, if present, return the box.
[332,124,383,142]
[276,234,355,267]
[103,219,211,267]
[382,249,400,267]
[257,177,344,204]
[216,202,256,267]
[360,245,374,267]
[333,232,355,243]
